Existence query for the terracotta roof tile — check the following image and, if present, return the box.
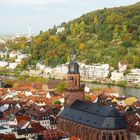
[17,120,29,129]
[31,122,46,133]
[16,115,31,124]
[0,134,16,140]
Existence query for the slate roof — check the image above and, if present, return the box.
[59,100,128,130]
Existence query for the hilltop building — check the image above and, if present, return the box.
[58,49,129,140]
[56,26,65,34]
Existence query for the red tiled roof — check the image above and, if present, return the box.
[100,88,116,93]
[133,101,140,108]
[125,112,140,133]
[90,95,97,101]
[16,115,31,124]
[31,122,46,133]
[116,105,126,111]
[17,120,29,129]
[9,108,20,115]
[69,136,79,140]
[45,129,68,139]
[0,134,16,140]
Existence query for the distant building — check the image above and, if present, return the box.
[0,50,8,58]
[110,70,124,82]
[29,69,42,77]
[126,69,140,84]
[56,27,65,33]
[0,61,8,68]
[44,67,53,78]
[9,50,20,58]
[15,54,28,63]
[118,62,127,72]
[80,63,109,80]
[7,62,18,69]
[36,63,46,70]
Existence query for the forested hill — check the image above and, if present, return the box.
[7,2,140,69]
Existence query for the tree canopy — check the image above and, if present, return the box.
[6,2,140,69]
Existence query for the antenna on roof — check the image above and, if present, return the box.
[28,24,31,38]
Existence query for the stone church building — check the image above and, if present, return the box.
[58,49,129,140]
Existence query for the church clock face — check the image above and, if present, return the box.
[70,65,74,72]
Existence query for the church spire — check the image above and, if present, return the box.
[71,48,76,61]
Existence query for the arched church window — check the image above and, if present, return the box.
[109,133,112,140]
[75,79,77,86]
[70,76,74,80]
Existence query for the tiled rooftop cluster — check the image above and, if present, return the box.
[0,85,69,140]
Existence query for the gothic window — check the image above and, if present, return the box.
[102,134,106,140]
[116,133,119,140]
[75,79,77,86]
[109,133,112,140]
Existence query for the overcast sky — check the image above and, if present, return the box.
[0,0,139,35]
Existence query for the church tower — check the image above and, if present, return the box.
[67,49,80,91]
[64,49,84,107]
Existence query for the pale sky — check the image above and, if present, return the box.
[0,0,139,35]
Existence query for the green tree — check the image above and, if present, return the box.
[56,82,67,92]
[53,100,61,105]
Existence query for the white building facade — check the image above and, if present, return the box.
[80,63,109,80]
[110,70,124,82]
[126,69,140,84]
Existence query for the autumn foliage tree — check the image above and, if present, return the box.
[5,2,140,69]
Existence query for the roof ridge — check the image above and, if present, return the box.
[71,106,121,118]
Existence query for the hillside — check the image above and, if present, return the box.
[6,2,140,69]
